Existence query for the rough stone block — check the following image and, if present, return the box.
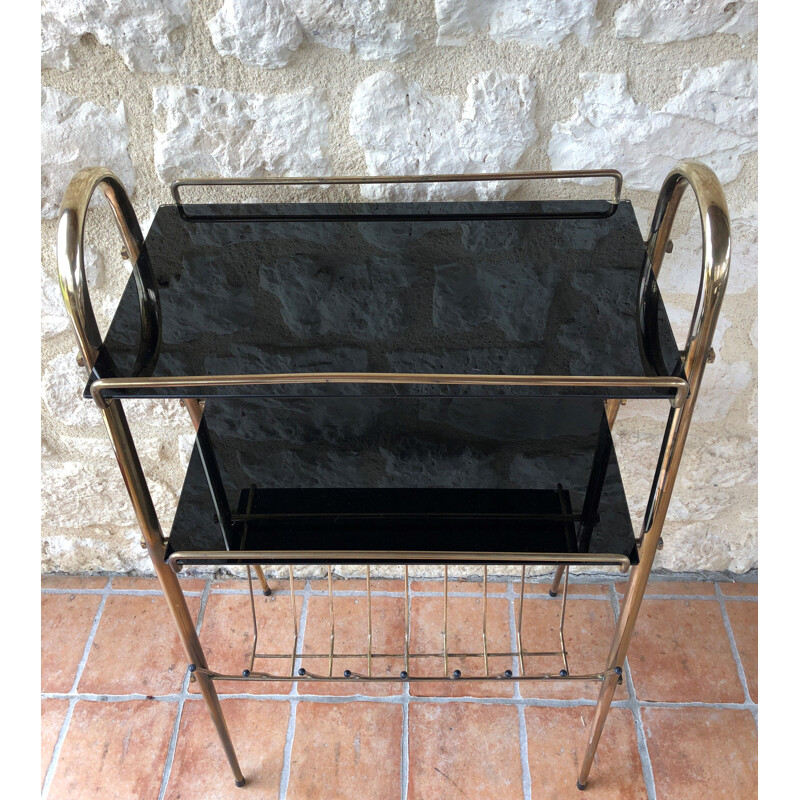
[349,70,537,200]
[42,244,106,339]
[153,84,330,183]
[615,0,757,43]
[657,202,757,295]
[435,0,598,48]
[41,88,134,219]
[41,0,191,72]
[207,0,415,67]
[549,61,757,190]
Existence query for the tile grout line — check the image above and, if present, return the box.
[41,576,113,799]
[41,699,77,799]
[610,579,658,800]
[714,582,756,718]
[507,580,533,800]
[157,577,212,800]
[278,580,311,800]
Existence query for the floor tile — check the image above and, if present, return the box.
[42,593,102,693]
[726,600,758,702]
[78,594,201,696]
[212,577,290,592]
[719,581,758,596]
[41,699,68,787]
[287,701,402,800]
[112,575,206,592]
[626,599,743,702]
[524,707,646,799]
[516,596,627,700]
[643,707,757,799]
[530,580,610,596]
[42,575,107,590]
[409,595,514,697]
[408,702,522,800]
[411,579,509,594]
[192,592,296,695]
[299,593,406,696]
[616,580,715,596]
[310,578,405,593]
[48,700,175,800]
[166,699,290,799]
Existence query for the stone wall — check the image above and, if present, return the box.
[41,0,758,574]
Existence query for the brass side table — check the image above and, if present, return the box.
[56,164,730,790]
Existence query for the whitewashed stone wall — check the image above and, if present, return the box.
[41,0,758,575]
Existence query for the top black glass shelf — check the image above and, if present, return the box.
[88,199,683,401]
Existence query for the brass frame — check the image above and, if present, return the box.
[56,163,730,791]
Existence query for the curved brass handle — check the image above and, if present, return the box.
[637,162,732,537]
[646,161,731,393]
[57,167,161,378]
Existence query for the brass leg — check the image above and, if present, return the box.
[101,400,246,787]
[254,566,272,596]
[578,397,696,789]
[548,565,566,597]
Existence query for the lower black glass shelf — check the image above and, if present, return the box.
[165,396,638,568]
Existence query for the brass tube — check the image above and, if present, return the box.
[100,401,245,786]
[246,566,258,673]
[578,161,730,790]
[517,565,526,676]
[90,372,689,409]
[289,566,298,678]
[442,564,449,676]
[366,565,373,678]
[170,168,624,206]
[482,564,489,677]
[327,565,335,678]
[559,567,570,676]
[169,551,631,570]
[404,565,410,675]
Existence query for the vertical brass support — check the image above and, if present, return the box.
[482,564,489,677]
[403,565,410,676]
[184,399,271,597]
[253,567,272,597]
[551,398,623,598]
[517,565,526,675]
[559,567,570,675]
[366,564,373,678]
[442,564,449,676]
[327,565,335,678]
[547,566,566,598]
[246,566,258,674]
[100,400,245,787]
[577,162,730,791]
[604,398,621,430]
[289,566,298,677]
[183,398,204,430]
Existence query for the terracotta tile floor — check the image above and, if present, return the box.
[41,574,757,799]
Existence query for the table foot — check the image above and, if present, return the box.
[235,778,246,788]
[577,780,587,791]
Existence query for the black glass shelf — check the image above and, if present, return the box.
[166,396,638,567]
[90,199,682,401]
